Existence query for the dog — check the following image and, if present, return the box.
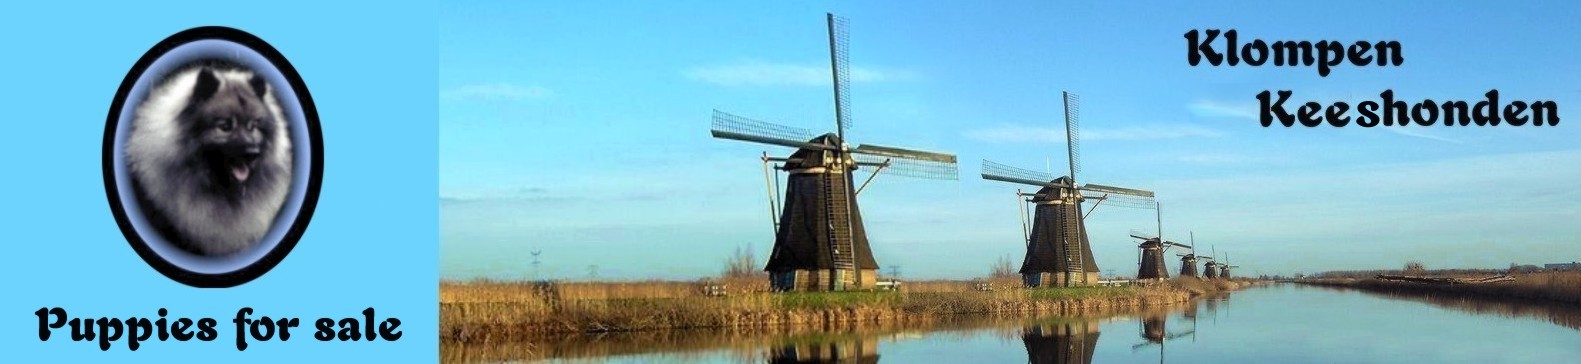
[125,64,293,256]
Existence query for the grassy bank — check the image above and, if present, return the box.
[1299,271,1580,305]
[443,307,1142,362]
[440,277,1254,343]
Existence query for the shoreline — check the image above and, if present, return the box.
[1295,271,1579,306]
[439,277,1259,344]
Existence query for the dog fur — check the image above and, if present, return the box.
[125,64,293,256]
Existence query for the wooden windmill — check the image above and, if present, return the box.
[710,13,959,292]
[1128,205,1190,281]
[1176,232,1200,278]
[1220,252,1238,279]
[1202,245,1221,279]
[982,92,1156,287]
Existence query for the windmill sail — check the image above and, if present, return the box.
[982,160,1060,188]
[827,13,852,134]
[852,143,956,163]
[711,110,833,151]
[1063,92,1081,180]
[1081,183,1154,198]
[853,154,958,180]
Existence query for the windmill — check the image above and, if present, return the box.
[1127,205,1190,281]
[1202,245,1221,279]
[710,13,959,292]
[981,92,1156,288]
[1176,232,1200,278]
[1221,252,1239,279]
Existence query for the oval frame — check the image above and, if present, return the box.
[103,26,323,288]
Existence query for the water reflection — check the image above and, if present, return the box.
[1020,317,1101,364]
[767,336,879,363]
[1308,284,1581,331]
[441,286,1581,363]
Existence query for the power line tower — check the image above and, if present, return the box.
[530,249,542,281]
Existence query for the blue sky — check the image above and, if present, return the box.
[439,1,1581,280]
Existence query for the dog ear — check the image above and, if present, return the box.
[192,68,220,100]
[248,73,268,98]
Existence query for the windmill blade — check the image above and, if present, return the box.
[981,160,1063,188]
[711,110,833,151]
[853,144,957,163]
[1128,229,1157,240]
[1081,192,1156,209]
[1079,183,1155,198]
[853,153,958,180]
[1165,241,1193,249]
[1063,91,1081,180]
[827,13,852,134]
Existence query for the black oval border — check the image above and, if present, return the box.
[103,26,323,288]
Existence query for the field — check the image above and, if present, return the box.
[439,276,1255,343]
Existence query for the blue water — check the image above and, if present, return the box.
[480,284,1581,363]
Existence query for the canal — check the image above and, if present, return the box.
[443,283,1581,363]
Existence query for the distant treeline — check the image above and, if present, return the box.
[1314,265,1564,279]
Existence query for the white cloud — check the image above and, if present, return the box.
[441,83,553,101]
[1189,99,1260,121]
[684,60,908,86]
[964,124,1223,143]
[1385,128,1463,144]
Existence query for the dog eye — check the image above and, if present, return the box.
[217,118,233,131]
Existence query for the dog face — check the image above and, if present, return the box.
[181,68,278,199]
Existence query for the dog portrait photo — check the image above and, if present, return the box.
[124,62,294,256]
[105,27,321,287]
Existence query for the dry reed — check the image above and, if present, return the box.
[438,276,1255,344]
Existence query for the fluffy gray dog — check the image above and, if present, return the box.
[126,64,292,256]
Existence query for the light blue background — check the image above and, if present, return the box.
[1,1,437,361]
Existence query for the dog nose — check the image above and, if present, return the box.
[244,147,262,157]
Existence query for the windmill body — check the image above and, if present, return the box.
[1134,237,1172,280]
[709,14,958,292]
[1129,209,1186,281]
[1176,232,1201,278]
[1178,254,1199,277]
[1020,177,1100,287]
[1203,261,1221,279]
[1221,254,1237,279]
[761,134,879,291]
